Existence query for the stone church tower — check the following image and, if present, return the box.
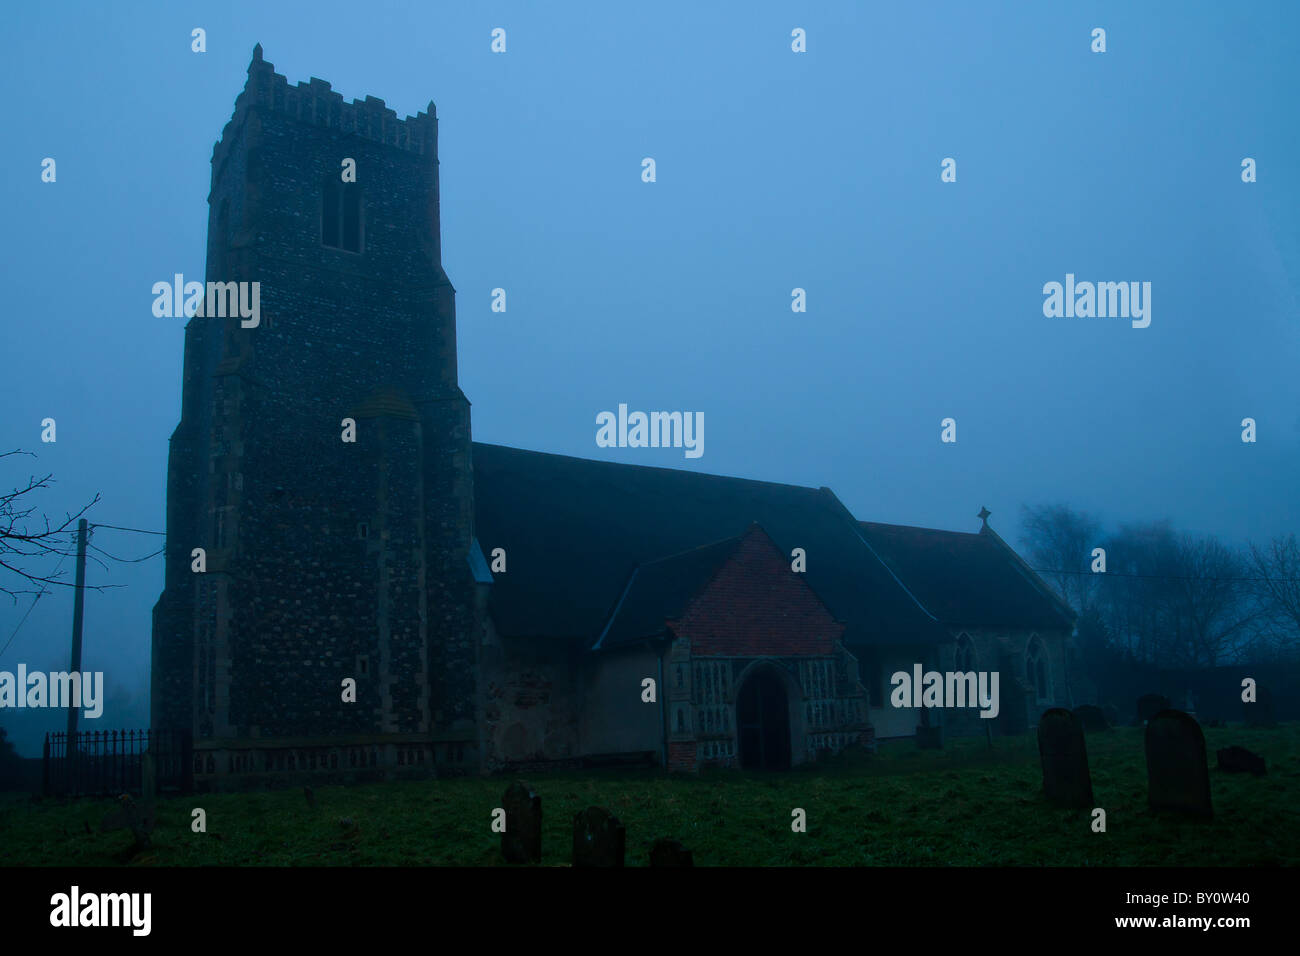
[151,47,481,784]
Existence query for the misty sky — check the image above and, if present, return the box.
[3,1,1298,754]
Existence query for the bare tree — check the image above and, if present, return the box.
[1247,533,1300,650]
[1101,520,1181,665]
[0,450,100,601]
[1019,502,1104,613]
[1170,534,1259,668]
[1096,522,1258,668]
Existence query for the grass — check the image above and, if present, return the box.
[1,724,1296,866]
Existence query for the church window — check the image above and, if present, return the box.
[357,522,369,540]
[955,633,976,672]
[323,180,363,253]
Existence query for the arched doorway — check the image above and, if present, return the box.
[737,668,791,770]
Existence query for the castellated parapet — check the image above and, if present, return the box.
[212,44,438,180]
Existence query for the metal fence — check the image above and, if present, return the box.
[43,728,192,796]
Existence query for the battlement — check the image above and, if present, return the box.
[212,44,437,175]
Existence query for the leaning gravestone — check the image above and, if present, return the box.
[1137,694,1170,724]
[1243,685,1276,728]
[1145,710,1213,819]
[1037,708,1094,808]
[572,806,625,867]
[501,781,542,864]
[1072,705,1109,732]
[649,837,694,866]
[1216,746,1266,776]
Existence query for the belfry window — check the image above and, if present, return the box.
[323,180,363,253]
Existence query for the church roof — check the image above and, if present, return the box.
[471,442,952,649]
[593,533,746,649]
[856,521,1075,631]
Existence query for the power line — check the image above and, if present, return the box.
[89,522,165,536]
[0,522,162,664]
[87,541,166,563]
[0,549,70,662]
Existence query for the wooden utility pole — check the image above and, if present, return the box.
[65,519,88,788]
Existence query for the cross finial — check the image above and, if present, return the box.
[977,506,991,529]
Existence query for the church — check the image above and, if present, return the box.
[150,49,1078,788]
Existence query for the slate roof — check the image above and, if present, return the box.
[471,443,951,648]
[856,521,1075,631]
[471,443,1073,648]
[593,533,746,649]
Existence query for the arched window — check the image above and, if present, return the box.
[245,147,263,188]
[955,633,976,672]
[323,180,363,253]
[1026,636,1051,703]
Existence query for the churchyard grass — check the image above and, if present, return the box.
[1,724,1294,866]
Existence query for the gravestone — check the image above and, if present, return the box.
[100,794,156,850]
[1243,685,1276,728]
[1072,705,1109,732]
[649,837,694,866]
[1136,694,1170,724]
[1216,746,1266,776]
[1145,710,1213,819]
[1037,708,1093,808]
[572,806,625,867]
[501,781,542,864]
[1101,703,1119,728]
